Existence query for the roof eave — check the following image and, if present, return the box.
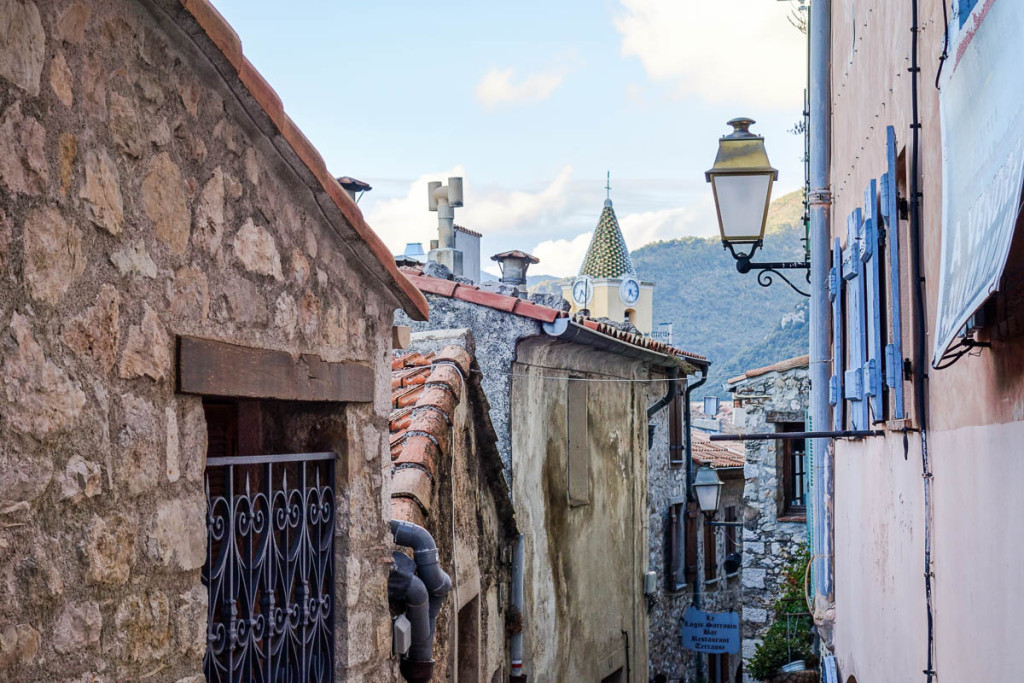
[542,318,698,373]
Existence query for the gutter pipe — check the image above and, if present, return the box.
[807,0,835,617]
[510,534,525,681]
[389,520,453,682]
[908,1,935,679]
[682,364,709,683]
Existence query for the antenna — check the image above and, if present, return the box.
[604,171,613,207]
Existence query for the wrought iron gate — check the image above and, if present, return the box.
[203,452,336,682]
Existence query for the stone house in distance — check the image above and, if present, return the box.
[0,1,429,680]
[725,355,810,677]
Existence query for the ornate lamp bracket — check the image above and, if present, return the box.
[723,241,811,297]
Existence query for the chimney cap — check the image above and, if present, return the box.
[490,250,539,265]
[336,176,373,193]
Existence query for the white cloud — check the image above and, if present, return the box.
[615,0,806,109]
[530,232,594,278]
[475,60,573,109]
[618,194,719,249]
[363,166,575,255]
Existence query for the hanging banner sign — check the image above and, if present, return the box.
[681,606,740,654]
[934,0,1024,365]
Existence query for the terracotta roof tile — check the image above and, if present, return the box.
[726,354,809,384]
[392,467,433,514]
[691,432,745,468]
[391,497,425,528]
[176,0,429,320]
[389,343,476,528]
[454,224,482,238]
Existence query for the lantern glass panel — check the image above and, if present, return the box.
[712,172,773,242]
[693,465,723,514]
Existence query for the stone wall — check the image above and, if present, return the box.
[0,1,403,680]
[729,364,810,680]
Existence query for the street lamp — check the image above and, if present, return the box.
[692,464,724,515]
[706,118,810,296]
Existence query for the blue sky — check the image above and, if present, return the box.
[211,0,808,277]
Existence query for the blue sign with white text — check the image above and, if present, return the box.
[681,606,740,654]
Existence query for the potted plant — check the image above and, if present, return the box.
[747,551,819,682]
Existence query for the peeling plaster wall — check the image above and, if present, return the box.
[0,1,399,680]
[511,338,649,682]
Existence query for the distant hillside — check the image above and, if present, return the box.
[631,190,809,398]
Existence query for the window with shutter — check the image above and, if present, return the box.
[862,179,885,422]
[668,394,684,466]
[567,379,590,506]
[830,238,845,429]
[665,501,686,591]
[882,126,906,420]
[685,502,699,586]
[843,209,870,430]
[704,519,717,582]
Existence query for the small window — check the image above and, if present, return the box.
[665,501,686,591]
[778,422,807,518]
[704,517,718,582]
[668,393,684,466]
[567,378,590,506]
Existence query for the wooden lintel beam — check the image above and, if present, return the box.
[177,336,374,402]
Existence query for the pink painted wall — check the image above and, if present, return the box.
[829,0,1024,679]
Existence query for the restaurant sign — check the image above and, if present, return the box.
[681,606,740,654]
[934,0,1024,365]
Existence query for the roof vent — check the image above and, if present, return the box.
[427,178,464,276]
[403,243,426,262]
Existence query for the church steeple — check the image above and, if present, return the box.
[579,173,635,278]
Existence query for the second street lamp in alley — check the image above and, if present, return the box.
[706,118,810,296]
[692,464,724,515]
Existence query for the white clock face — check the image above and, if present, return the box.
[620,277,640,305]
[571,277,593,306]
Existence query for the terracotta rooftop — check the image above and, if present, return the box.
[398,267,707,363]
[389,345,473,528]
[726,354,810,385]
[176,0,427,319]
[691,431,745,468]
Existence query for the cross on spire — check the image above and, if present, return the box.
[605,171,611,200]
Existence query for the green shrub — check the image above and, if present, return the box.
[746,551,818,681]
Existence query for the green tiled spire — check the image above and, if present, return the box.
[579,198,635,278]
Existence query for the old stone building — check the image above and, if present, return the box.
[725,356,810,677]
[0,0,428,680]
[647,393,746,683]
[389,331,517,681]
[395,261,708,682]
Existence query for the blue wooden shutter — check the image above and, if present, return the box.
[862,180,884,422]
[829,238,844,429]
[843,209,869,430]
[882,126,905,419]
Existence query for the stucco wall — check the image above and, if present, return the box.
[0,1,399,679]
[511,338,649,682]
[829,1,1024,680]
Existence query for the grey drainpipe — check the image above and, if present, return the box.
[647,367,680,447]
[807,0,834,614]
[390,520,453,682]
[510,534,525,681]
[682,363,709,682]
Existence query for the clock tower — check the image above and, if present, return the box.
[562,178,654,334]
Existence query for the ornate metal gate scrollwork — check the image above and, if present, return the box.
[203,452,336,682]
